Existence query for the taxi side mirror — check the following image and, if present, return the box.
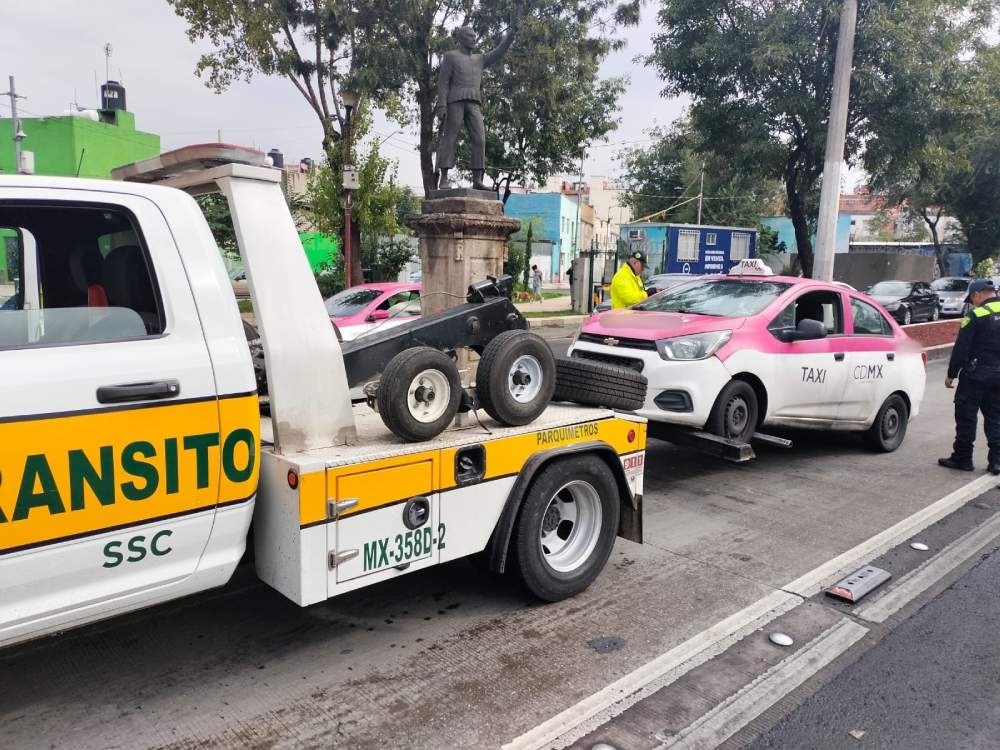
[780,318,827,342]
[368,309,390,322]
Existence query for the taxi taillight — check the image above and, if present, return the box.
[921,351,928,367]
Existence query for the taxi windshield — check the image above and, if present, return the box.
[634,279,791,317]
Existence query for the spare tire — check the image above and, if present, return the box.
[553,356,647,411]
[476,330,556,426]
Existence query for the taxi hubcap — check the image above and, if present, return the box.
[725,396,749,437]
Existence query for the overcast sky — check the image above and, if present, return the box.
[2,0,687,190]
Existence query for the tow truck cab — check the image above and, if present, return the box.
[0,150,645,648]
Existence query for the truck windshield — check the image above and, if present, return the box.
[634,279,791,318]
[325,288,382,317]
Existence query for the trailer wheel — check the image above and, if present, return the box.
[553,356,647,411]
[705,380,758,443]
[513,456,619,602]
[476,331,555,426]
[378,347,462,442]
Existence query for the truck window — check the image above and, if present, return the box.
[0,203,164,349]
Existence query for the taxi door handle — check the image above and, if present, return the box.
[834,353,845,362]
[887,353,895,361]
[97,379,181,404]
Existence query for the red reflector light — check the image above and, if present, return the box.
[627,429,636,443]
[287,470,299,490]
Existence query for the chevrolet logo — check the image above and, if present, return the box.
[603,337,620,346]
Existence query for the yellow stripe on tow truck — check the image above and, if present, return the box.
[0,394,260,555]
[298,415,646,528]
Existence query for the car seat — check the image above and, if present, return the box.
[69,245,109,307]
[103,245,160,333]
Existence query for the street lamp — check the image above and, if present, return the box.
[341,89,360,287]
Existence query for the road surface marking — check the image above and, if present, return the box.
[655,618,869,750]
[783,474,997,597]
[507,474,994,750]
[857,509,1000,624]
[501,590,801,750]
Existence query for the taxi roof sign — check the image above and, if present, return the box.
[728,259,773,276]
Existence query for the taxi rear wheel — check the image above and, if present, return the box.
[706,380,758,443]
[864,394,908,452]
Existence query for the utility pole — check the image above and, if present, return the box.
[573,151,585,261]
[3,76,27,174]
[813,0,858,281]
[696,161,705,225]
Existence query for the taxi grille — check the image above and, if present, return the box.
[577,332,657,351]
[571,349,645,373]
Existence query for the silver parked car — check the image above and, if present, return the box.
[931,277,969,318]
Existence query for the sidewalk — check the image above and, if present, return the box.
[514,292,587,330]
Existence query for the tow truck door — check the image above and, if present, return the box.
[0,192,220,637]
[328,457,440,588]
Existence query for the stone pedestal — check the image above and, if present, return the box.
[407,192,521,390]
[407,193,521,316]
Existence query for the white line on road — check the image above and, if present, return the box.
[783,474,997,598]
[654,619,869,750]
[506,473,995,750]
[502,590,801,750]
[857,510,1000,624]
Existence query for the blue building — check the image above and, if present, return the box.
[504,192,582,280]
[620,222,758,275]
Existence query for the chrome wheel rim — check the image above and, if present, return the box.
[407,369,450,423]
[539,481,602,573]
[508,354,543,403]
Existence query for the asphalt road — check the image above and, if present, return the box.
[0,357,992,750]
[749,543,1000,750]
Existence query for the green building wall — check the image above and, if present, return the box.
[0,109,159,180]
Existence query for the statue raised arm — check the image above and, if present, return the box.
[435,8,521,191]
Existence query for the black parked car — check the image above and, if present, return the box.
[867,280,940,325]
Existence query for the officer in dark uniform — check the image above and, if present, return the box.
[939,278,1000,474]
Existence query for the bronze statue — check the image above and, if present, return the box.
[435,12,520,191]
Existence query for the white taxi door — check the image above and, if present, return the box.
[0,193,220,643]
[764,291,850,420]
[839,296,898,422]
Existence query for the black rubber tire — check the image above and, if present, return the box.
[864,393,908,452]
[512,456,620,602]
[902,307,912,325]
[705,380,758,443]
[476,331,556,426]
[377,347,462,442]
[553,357,648,410]
[930,306,940,322]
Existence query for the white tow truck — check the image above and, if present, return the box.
[0,147,646,648]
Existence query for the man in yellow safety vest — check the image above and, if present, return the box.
[610,250,649,309]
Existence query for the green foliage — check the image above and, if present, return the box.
[757,224,786,256]
[971,258,997,280]
[196,193,238,257]
[645,0,994,277]
[504,243,527,285]
[365,237,416,281]
[619,121,783,227]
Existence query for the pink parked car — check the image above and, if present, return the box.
[324,282,421,341]
[568,260,927,452]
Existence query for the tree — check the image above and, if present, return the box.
[196,193,239,258]
[645,0,994,277]
[352,0,640,195]
[619,122,784,227]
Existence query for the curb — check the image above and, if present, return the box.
[527,315,586,329]
[924,342,953,361]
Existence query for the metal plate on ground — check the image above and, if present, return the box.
[826,565,892,603]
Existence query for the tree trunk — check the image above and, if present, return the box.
[417,78,437,194]
[922,208,943,275]
[785,177,814,277]
[523,221,533,291]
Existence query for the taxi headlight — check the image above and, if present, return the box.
[656,330,732,361]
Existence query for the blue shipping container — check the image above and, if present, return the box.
[620,223,758,275]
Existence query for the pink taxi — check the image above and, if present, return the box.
[324,282,421,342]
[568,261,926,451]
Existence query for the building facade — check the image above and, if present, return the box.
[505,192,584,281]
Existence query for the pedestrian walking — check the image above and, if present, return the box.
[939,278,1000,474]
[610,250,648,309]
[530,264,543,302]
[567,265,575,309]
